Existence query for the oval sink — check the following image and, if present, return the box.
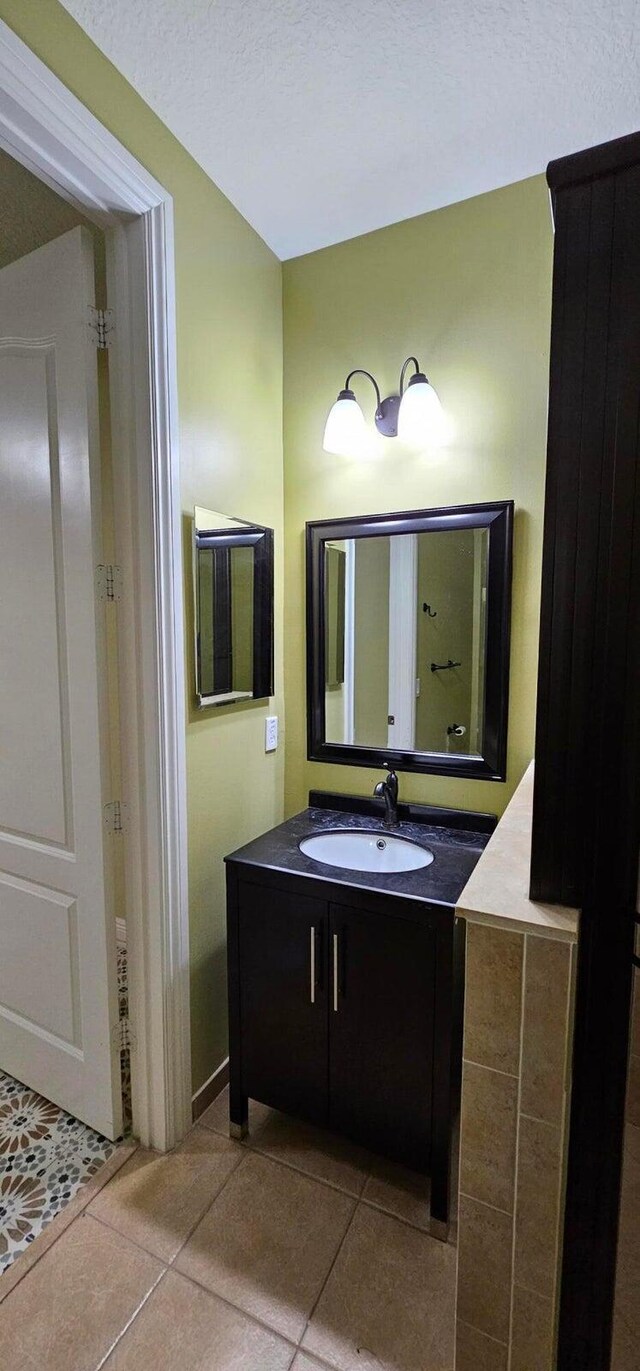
[299,829,434,874]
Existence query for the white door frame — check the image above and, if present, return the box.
[0,20,191,1151]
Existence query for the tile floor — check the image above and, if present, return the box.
[0,1070,116,1274]
[0,1085,456,1371]
[0,938,131,1275]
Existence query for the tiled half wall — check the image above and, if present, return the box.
[455,919,576,1371]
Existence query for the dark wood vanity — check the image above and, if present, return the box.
[224,499,509,1236]
[225,798,493,1234]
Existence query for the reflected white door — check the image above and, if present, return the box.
[387,535,417,750]
[0,227,122,1139]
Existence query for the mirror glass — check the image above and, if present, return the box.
[194,506,274,707]
[307,503,512,781]
[323,529,489,756]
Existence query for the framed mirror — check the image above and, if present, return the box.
[306,501,513,780]
[194,506,274,708]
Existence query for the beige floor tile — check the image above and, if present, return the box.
[362,1155,431,1231]
[199,1085,270,1138]
[249,1107,373,1196]
[290,1354,335,1371]
[88,1126,242,1263]
[302,1203,456,1371]
[0,1138,138,1305]
[102,1269,294,1369]
[89,1124,241,1261]
[175,1151,355,1342]
[0,1213,163,1371]
[456,1319,508,1371]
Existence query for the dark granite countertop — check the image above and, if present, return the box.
[225,805,492,908]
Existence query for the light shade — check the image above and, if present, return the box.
[397,373,446,448]
[323,388,368,457]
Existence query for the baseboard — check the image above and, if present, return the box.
[192,1057,229,1121]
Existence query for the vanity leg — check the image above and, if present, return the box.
[229,1066,248,1138]
[430,1215,450,1243]
[429,1166,450,1242]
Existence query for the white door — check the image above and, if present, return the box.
[387,535,417,750]
[0,227,122,1139]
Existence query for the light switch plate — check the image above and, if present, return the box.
[265,715,278,752]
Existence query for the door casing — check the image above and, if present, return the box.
[0,19,191,1150]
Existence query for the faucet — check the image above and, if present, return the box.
[374,769,400,829]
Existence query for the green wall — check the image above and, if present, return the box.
[0,0,285,1094]
[283,176,553,819]
[1,0,555,1095]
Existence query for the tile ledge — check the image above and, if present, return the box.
[456,762,579,943]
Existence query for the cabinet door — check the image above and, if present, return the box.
[237,881,329,1125]
[329,902,435,1171]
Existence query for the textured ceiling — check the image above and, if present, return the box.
[61,0,640,258]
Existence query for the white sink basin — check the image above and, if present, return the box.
[299,829,434,874]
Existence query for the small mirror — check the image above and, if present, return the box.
[307,503,513,780]
[194,506,274,708]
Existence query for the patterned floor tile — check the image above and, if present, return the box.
[0,1073,116,1274]
[0,938,130,1275]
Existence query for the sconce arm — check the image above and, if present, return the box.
[399,356,421,394]
[344,368,382,409]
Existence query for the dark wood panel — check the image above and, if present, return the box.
[328,901,435,1174]
[559,163,640,1371]
[548,129,640,191]
[236,880,329,1126]
[530,132,640,1371]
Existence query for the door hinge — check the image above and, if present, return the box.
[88,306,114,349]
[104,800,128,835]
[112,1016,135,1052]
[96,564,123,602]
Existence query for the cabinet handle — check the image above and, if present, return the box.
[310,926,316,1004]
[333,933,339,1013]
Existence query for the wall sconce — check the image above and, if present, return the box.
[323,356,445,457]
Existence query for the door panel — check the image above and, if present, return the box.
[238,881,329,1125]
[0,228,121,1139]
[329,902,435,1170]
[0,346,68,844]
[0,873,79,1044]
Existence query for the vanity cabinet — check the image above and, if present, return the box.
[236,883,329,1126]
[328,901,435,1172]
[227,863,462,1230]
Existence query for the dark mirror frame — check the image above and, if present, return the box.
[194,517,274,707]
[306,501,513,780]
